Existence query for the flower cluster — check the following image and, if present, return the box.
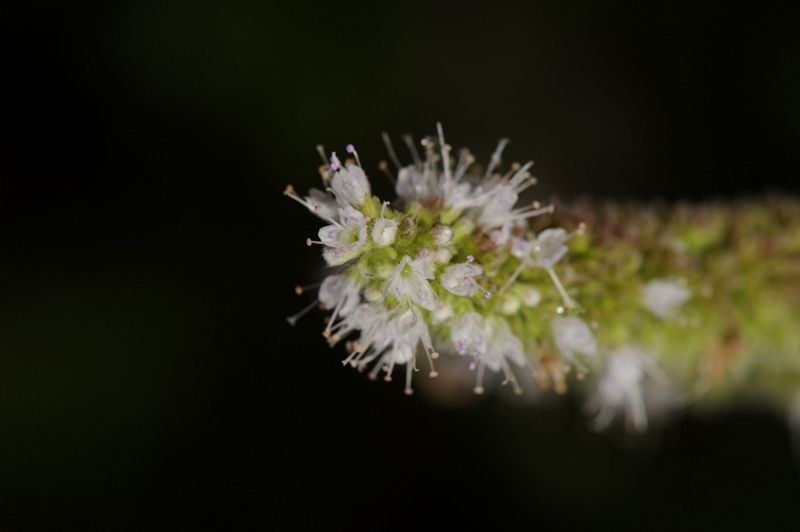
[284,125,702,432]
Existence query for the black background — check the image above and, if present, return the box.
[2,1,800,529]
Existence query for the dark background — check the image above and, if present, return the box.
[2,1,799,529]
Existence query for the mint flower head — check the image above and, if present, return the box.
[285,124,582,398]
[285,125,800,433]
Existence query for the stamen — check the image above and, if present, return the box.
[384,356,396,382]
[381,132,404,171]
[508,161,534,187]
[284,186,313,209]
[507,205,553,222]
[294,281,321,295]
[499,259,528,294]
[436,122,452,182]
[316,145,328,166]
[402,134,423,169]
[405,360,414,394]
[453,149,474,182]
[329,153,343,172]
[286,298,320,326]
[378,160,396,185]
[499,357,522,395]
[474,358,486,394]
[484,138,510,180]
[346,143,362,168]
[547,267,576,308]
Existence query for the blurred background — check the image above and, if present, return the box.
[2,1,799,529]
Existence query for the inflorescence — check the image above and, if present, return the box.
[285,125,800,433]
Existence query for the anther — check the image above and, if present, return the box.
[404,388,414,395]
[484,291,492,299]
[429,371,438,378]
[283,185,295,195]
[577,222,587,235]
[466,255,474,262]
[294,285,303,295]
[474,386,485,395]
[533,201,540,209]
[363,215,372,222]
[431,352,440,359]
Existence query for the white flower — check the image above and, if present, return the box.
[355,309,439,394]
[440,260,485,297]
[305,188,339,221]
[371,202,397,246]
[521,287,542,307]
[527,229,569,269]
[385,255,437,310]
[451,312,487,356]
[319,274,361,318]
[318,206,368,264]
[331,161,371,208]
[552,316,597,370]
[396,165,437,203]
[484,318,526,370]
[641,279,691,319]
[585,346,669,433]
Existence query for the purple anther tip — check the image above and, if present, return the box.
[477,353,483,360]
[466,255,474,262]
[346,144,355,153]
[330,163,339,171]
[468,362,476,371]
[484,291,492,299]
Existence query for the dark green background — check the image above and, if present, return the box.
[2,1,799,529]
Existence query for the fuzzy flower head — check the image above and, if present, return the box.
[284,124,589,398]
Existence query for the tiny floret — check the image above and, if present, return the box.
[641,279,691,319]
[331,162,371,208]
[440,261,485,297]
